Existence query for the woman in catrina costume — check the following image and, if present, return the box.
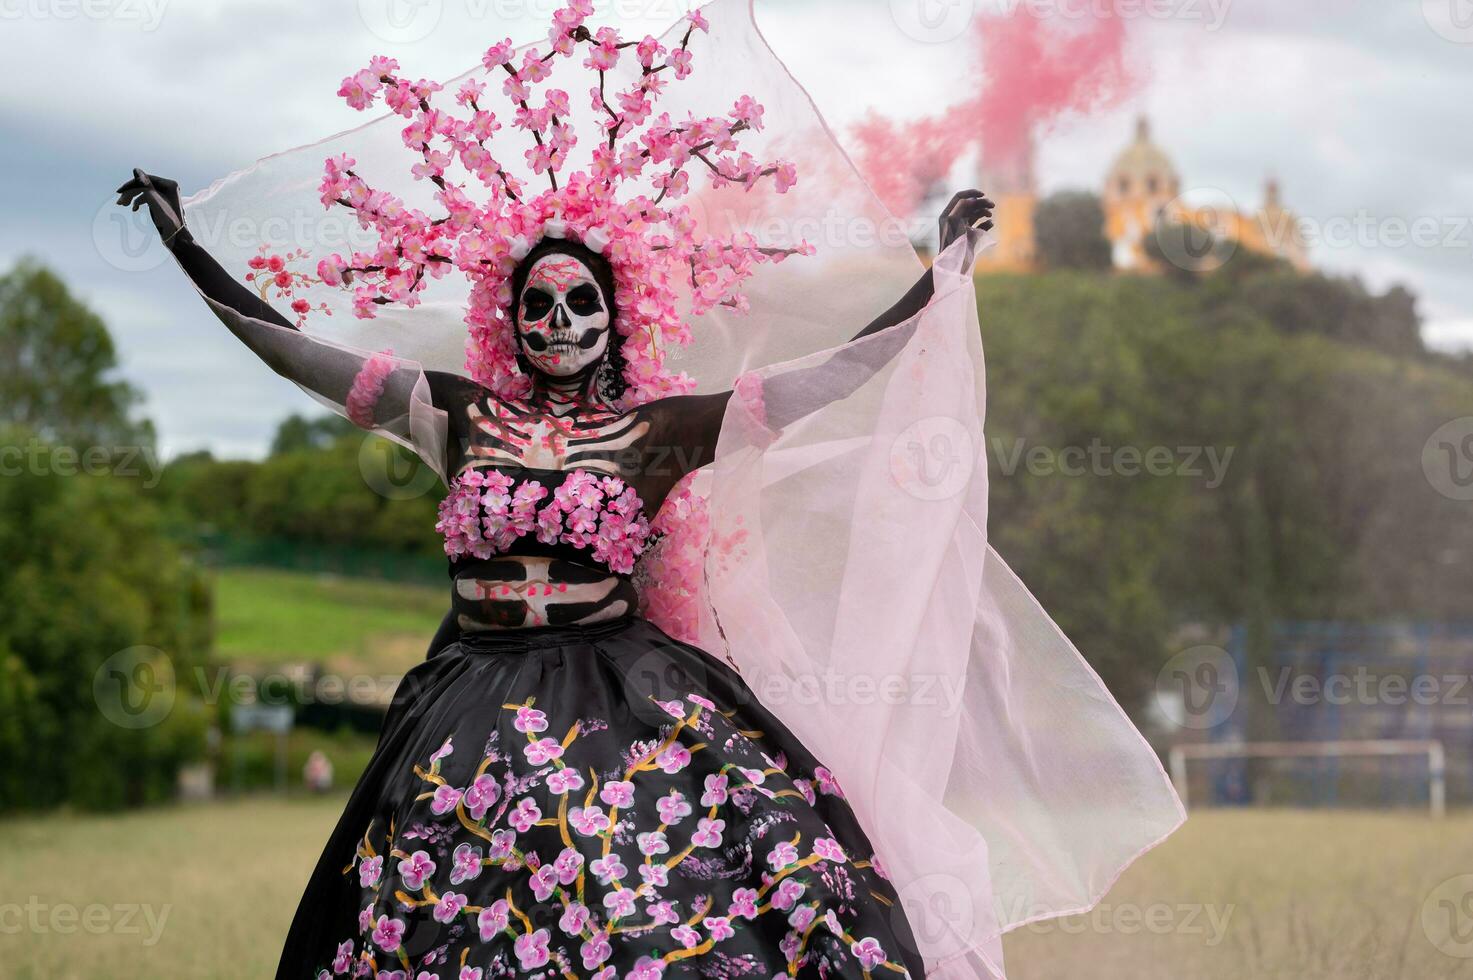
[118,2,1182,976]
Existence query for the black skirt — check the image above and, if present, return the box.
[277,615,924,979]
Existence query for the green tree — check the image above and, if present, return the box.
[1033,190,1113,271]
[0,429,212,812]
[270,413,358,456]
[0,259,152,450]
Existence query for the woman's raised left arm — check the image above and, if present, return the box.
[848,189,994,342]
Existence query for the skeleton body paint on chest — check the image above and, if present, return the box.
[451,247,649,630]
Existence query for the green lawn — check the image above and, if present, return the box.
[212,567,446,673]
[3,803,1470,979]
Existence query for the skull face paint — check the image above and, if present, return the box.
[515,252,612,379]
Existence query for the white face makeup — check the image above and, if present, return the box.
[515,252,612,379]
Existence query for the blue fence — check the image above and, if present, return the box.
[1202,622,1473,808]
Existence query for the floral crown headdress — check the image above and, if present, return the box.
[315,1,812,408]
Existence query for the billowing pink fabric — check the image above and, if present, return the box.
[178,0,1183,973]
[687,235,1184,976]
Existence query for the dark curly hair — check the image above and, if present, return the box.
[509,238,627,403]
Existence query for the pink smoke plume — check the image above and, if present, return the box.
[853,5,1137,218]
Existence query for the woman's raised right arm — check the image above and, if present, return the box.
[116,169,475,430]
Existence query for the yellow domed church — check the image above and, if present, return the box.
[974,116,1310,274]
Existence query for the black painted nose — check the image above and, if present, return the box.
[552,304,571,329]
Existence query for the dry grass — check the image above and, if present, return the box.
[1003,808,1473,980]
[3,802,1471,979]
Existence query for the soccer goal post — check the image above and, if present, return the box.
[1168,739,1447,817]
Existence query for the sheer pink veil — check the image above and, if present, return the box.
[179,1,1183,974]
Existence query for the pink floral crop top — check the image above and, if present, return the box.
[435,468,652,575]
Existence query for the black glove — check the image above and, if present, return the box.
[116,169,191,248]
[938,189,995,253]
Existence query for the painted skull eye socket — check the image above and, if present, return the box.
[567,283,603,317]
[521,288,555,322]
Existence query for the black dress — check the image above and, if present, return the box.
[277,613,926,979]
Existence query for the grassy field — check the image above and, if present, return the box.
[2,802,1470,979]
[212,567,446,674]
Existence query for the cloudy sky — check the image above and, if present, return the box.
[3,0,1470,457]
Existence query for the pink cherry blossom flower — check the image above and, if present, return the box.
[705,916,735,941]
[647,901,679,926]
[430,784,463,816]
[601,888,637,919]
[559,901,590,936]
[333,940,354,973]
[637,831,669,857]
[552,847,584,885]
[398,850,437,891]
[524,737,564,765]
[433,891,468,923]
[626,955,665,980]
[450,843,483,885]
[358,854,383,888]
[530,863,559,901]
[430,737,454,763]
[580,931,612,970]
[655,744,691,774]
[599,780,634,808]
[692,816,725,848]
[789,904,818,931]
[701,773,730,807]
[728,888,759,920]
[569,805,610,836]
[482,39,515,69]
[773,878,805,911]
[851,937,887,971]
[488,829,517,860]
[814,837,847,862]
[767,841,799,872]
[589,854,626,885]
[372,915,406,952]
[509,797,542,832]
[547,768,584,795]
[477,900,510,941]
[514,705,548,733]
[656,790,692,824]
[815,766,844,797]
